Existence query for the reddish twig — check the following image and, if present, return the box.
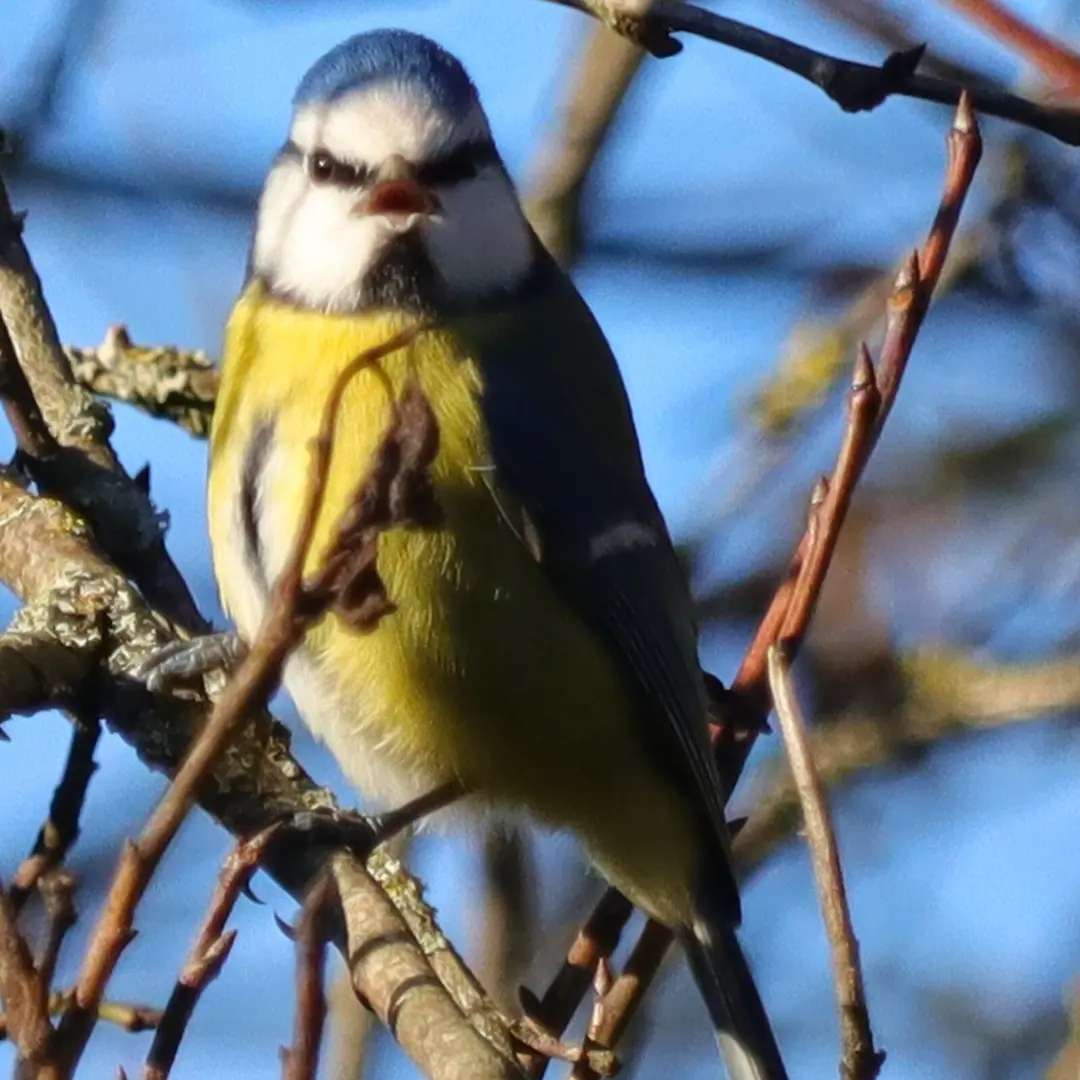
[527,95,983,1076]
[768,644,885,1080]
[935,0,1080,94]
[10,718,101,913]
[281,875,335,1080]
[143,827,279,1080]
[52,323,430,1077]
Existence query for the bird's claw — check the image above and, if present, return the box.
[141,631,247,693]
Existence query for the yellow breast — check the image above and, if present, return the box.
[209,284,701,924]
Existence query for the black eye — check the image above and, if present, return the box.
[307,150,365,187]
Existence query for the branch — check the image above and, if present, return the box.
[0,174,202,629]
[736,647,1080,875]
[144,829,276,1080]
[281,875,334,1080]
[768,645,883,1080]
[334,853,521,1080]
[65,326,217,439]
[0,471,517,1070]
[0,994,161,1043]
[0,879,54,1074]
[543,0,1080,145]
[935,0,1080,93]
[523,11,652,265]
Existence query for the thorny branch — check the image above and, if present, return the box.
[543,0,1080,145]
[530,96,982,1080]
[768,645,884,1080]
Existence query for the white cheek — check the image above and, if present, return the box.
[253,163,388,310]
[424,168,534,297]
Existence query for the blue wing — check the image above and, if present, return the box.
[457,250,739,921]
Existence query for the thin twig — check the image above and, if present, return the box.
[53,323,430,1077]
[523,10,652,265]
[143,827,278,1080]
[544,0,1080,145]
[0,877,55,1074]
[35,872,77,995]
[517,890,633,1077]
[0,993,162,1041]
[768,645,884,1080]
[10,718,100,913]
[569,921,671,1079]
[281,875,335,1080]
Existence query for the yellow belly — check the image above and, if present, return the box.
[210,287,701,924]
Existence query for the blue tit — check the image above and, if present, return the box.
[208,29,787,1080]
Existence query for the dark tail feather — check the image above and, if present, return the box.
[680,917,789,1080]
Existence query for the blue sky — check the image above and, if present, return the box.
[3,2,1080,1078]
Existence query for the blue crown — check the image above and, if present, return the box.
[294,30,479,117]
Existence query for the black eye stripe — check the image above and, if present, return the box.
[291,140,498,190]
[415,141,499,187]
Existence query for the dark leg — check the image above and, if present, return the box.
[141,631,247,693]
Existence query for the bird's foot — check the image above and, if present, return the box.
[281,780,469,859]
[141,631,247,693]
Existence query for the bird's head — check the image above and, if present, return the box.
[250,30,536,313]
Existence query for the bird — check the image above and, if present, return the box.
[201,28,787,1080]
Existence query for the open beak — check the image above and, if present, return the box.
[353,155,440,228]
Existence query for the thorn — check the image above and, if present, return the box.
[241,881,264,906]
[809,476,830,508]
[0,724,10,742]
[133,464,151,494]
[274,912,297,941]
[728,815,749,837]
[852,344,876,392]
